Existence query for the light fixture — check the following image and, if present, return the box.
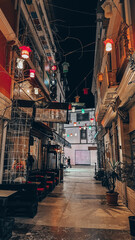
[50,78,57,85]
[74,122,77,126]
[30,69,35,78]
[19,46,32,59]
[62,62,69,73]
[79,127,81,130]
[75,133,77,136]
[104,39,113,52]
[75,95,80,103]
[34,88,39,95]
[51,65,57,71]
[98,73,103,82]
[72,107,76,112]
[90,118,94,123]
[83,126,86,130]
[89,126,92,130]
[17,58,24,69]
[67,134,70,137]
[27,89,30,93]
[82,109,85,114]
[70,133,73,137]
[83,88,88,95]
[68,104,72,110]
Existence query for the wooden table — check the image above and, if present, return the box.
[0,190,17,198]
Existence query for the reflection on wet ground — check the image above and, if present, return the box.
[12,166,132,240]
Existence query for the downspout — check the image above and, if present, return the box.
[0,121,8,184]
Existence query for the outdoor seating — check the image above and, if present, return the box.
[27,175,48,201]
[0,184,38,218]
[0,191,15,240]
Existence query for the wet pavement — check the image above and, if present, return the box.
[11,166,133,240]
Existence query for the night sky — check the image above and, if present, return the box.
[49,0,98,107]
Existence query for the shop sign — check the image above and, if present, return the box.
[35,102,69,123]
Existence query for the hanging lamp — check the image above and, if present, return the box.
[104,39,113,52]
[19,46,32,59]
[98,73,103,82]
[75,95,80,103]
[30,69,35,78]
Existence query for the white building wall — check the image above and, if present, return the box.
[64,108,97,166]
[64,144,97,166]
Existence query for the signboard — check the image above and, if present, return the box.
[14,100,69,124]
[35,102,69,123]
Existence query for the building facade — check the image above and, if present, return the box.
[0,0,70,183]
[92,0,135,213]
[64,108,97,166]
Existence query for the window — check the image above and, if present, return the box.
[77,113,89,121]
[115,23,128,70]
[80,129,87,140]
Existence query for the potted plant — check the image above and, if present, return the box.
[106,160,120,205]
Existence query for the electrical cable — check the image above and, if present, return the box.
[66,53,107,101]
[46,3,96,16]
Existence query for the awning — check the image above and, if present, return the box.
[31,121,53,139]
[53,131,71,148]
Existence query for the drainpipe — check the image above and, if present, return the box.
[0,121,8,184]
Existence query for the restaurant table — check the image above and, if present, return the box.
[0,190,16,240]
[0,190,17,198]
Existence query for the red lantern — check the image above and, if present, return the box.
[104,39,113,52]
[83,88,88,95]
[19,46,32,59]
[90,118,94,123]
[68,104,72,110]
[30,69,35,78]
[51,65,57,71]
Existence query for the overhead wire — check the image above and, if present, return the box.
[66,53,107,101]
[46,3,96,16]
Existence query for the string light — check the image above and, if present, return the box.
[82,109,85,114]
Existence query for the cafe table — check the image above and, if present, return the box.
[0,190,17,198]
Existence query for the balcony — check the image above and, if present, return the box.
[96,70,118,123]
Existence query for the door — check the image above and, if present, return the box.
[75,150,90,165]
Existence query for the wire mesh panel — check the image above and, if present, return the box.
[3,106,33,183]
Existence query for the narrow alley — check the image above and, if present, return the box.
[12,166,132,240]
